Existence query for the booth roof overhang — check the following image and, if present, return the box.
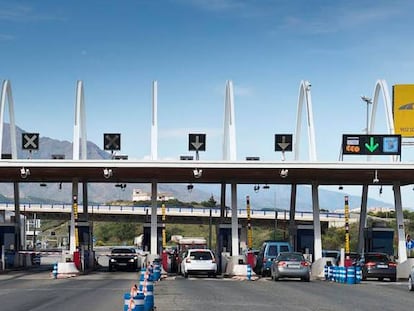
[0,159,413,186]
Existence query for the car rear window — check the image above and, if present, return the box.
[190,251,213,260]
[278,254,303,261]
[365,254,388,262]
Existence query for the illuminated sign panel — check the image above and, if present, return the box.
[342,134,401,155]
[393,84,414,137]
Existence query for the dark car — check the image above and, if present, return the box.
[108,247,139,272]
[270,252,311,282]
[360,252,396,282]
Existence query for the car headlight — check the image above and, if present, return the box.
[110,259,116,263]
[128,258,137,263]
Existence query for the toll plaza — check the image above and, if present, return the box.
[1,78,414,279]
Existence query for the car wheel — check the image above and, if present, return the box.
[184,272,188,278]
[390,277,396,282]
[302,275,310,282]
[409,276,414,291]
[108,265,113,272]
[378,277,384,281]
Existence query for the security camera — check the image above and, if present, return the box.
[304,81,311,89]
[103,168,113,179]
[280,169,288,178]
[187,184,194,192]
[193,168,202,179]
[373,177,379,184]
[20,167,30,179]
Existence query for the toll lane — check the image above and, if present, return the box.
[0,270,138,311]
[155,276,413,311]
[1,271,412,311]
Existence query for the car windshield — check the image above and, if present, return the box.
[278,253,303,261]
[190,251,213,260]
[112,248,134,254]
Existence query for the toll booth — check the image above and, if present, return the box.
[142,223,163,254]
[292,225,314,260]
[68,221,93,270]
[364,227,394,256]
[0,224,17,269]
[216,223,240,273]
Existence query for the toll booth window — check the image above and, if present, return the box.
[280,245,290,252]
[268,246,278,256]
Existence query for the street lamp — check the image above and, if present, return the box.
[361,95,372,134]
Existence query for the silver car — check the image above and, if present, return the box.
[409,265,414,291]
[270,252,311,282]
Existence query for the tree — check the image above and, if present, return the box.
[201,195,217,208]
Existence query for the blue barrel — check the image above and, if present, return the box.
[153,264,161,281]
[327,266,333,281]
[144,292,154,311]
[324,265,328,280]
[124,293,145,311]
[346,266,356,284]
[247,264,252,281]
[339,267,346,283]
[355,266,362,284]
[139,280,154,293]
[333,266,338,282]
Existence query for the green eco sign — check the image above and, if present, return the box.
[342,134,401,155]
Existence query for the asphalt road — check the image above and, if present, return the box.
[0,270,412,311]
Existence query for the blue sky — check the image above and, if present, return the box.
[2,0,414,206]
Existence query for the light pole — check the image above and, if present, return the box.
[361,96,373,134]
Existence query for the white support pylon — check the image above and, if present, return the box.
[294,80,317,161]
[0,80,18,159]
[223,80,237,161]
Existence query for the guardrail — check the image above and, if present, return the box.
[0,203,345,221]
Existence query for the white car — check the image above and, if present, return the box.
[180,248,217,278]
[409,265,414,291]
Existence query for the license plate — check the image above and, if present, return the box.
[377,264,388,268]
[288,264,300,269]
[118,263,127,266]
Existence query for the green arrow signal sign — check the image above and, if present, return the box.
[364,137,379,153]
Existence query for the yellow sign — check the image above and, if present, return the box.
[393,84,414,137]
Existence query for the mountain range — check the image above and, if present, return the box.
[0,124,396,212]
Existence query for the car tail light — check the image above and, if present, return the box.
[389,262,397,267]
[301,261,309,267]
[278,261,287,267]
[365,262,376,267]
[263,257,267,263]
[185,258,191,263]
[212,258,216,263]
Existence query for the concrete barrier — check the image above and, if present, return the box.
[56,262,79,278]
[397,258,414,279]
